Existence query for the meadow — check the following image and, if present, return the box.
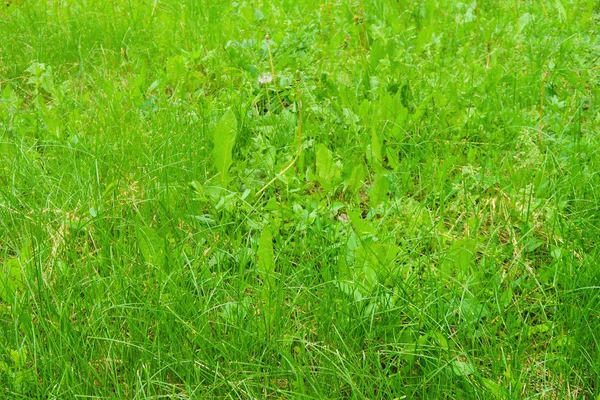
[1,0,599,398]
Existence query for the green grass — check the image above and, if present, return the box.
[1,0,599,398]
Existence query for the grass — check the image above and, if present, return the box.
[0,0,599,398]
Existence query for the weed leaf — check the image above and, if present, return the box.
[0,258,22,303]
[315,143,340,191]
[369,128,383,168]
[369,174,389,206]
[369,39,385,70]
[136,226,165,267]
[481,378,509,398]
[345,163,366,196]
[212,109,237,187]
[257,225,274,285]
[452,360,474,377]
[348,210,375,236]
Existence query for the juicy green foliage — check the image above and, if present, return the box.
[212,108,238,187]
[257,224,274,286]
[1,0,599,398]
[315,143,341,191]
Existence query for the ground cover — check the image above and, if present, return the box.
[1,0,599,398]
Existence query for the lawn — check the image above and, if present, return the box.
[1,0,599,398]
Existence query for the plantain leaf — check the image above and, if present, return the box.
[212,109,238,187]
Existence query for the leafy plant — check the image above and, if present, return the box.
[315,143,341,191]
[1,0,598,398]
[212,108,238,188]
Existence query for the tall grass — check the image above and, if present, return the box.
[1,0,599,398]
